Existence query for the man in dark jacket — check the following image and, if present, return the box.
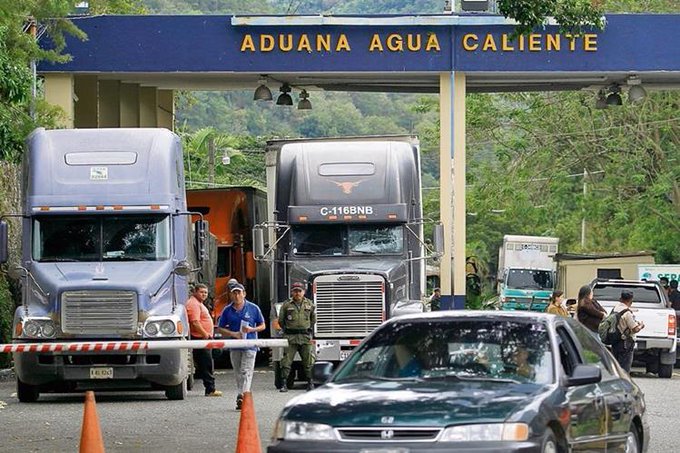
[576,285,606,333]
[669,280,680,310]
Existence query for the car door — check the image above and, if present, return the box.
[556,325,608,451]
[569,323,634,450]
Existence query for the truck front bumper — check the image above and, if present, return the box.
[13,347,188,388]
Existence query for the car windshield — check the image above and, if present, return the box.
[593,284,662,304]
[334,319,554,385]
[506,269,553,290]
[292,224,403,256]
[33,214,171,262]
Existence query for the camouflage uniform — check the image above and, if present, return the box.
[278,296,316,389]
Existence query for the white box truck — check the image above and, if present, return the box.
[498,235,559,312]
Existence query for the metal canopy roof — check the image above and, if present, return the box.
[40,14,680,94]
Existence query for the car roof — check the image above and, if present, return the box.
[389,310,556,324]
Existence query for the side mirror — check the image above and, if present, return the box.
[566,298,577,306]
[567,364,601,386]
[194,220,209,263]
[433,224,444,255]
[312,361,335,385]
[253,226,265,260]
[0,220,8,264]
[173,260,193,277]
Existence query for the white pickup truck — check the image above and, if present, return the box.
[591,279,676,378]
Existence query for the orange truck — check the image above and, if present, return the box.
[186,187,269,324]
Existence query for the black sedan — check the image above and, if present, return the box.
[268,311,648,453]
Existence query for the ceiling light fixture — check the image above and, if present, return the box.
[253,76,272,101]
[297,89,312,110]
[276,83,293,106]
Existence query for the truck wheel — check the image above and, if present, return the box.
[658,363,673,379]
[17,378,40,403]
[165,379,187,400]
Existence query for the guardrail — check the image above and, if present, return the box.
[0,338,288,354]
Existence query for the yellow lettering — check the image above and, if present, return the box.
[565,34,577,51]
[425,33,440,51]
[518,34,525,51]
[369,34,384,52]
[462,33,478,51]
[482,34,497,52]
[260,34,274,52]
[406,34,421,51]
[297,34,312,52]
[529,34,541,51]
[279,34,293,52]
[546,34,560,51]
[316,34,331,52]
[240,34,255,52]
[584,33,598,51]
[501,34,514,51]
[336,34,351,51]
[386,34,403,52]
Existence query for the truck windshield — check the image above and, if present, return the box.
[292,224,403,256]
[506,269,553,290]
[33,215,171,262]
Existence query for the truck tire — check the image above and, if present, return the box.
[165,379,187,400]
[17,378,40,403]
[658,363,673,379]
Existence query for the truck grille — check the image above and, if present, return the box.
[61,290,138,334]
[314,275,384,337]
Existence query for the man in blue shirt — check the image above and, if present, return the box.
[216,283,265,410]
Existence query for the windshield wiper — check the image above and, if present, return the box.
[422,373,520,384]
[352,250,377,255]
[294,252,322,256]
[40,258,80,262]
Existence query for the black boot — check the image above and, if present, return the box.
[306,381,314,391]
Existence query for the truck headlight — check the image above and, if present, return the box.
[440,423,529,442]
[273,419,335,441]
[144,322,159,336]
[21,318,58,339]
[160,320,175,335]
[143,316,181,337]
[391,299,424,317]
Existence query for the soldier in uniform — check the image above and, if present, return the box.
[278,281,316,392]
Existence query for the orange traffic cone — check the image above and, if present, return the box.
[79,391,105,453]
[235,391,262,453]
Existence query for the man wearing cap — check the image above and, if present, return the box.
[186,284,222,397]
[429,288,442,311]
[612,290,645,372]
[278,281,316,392]
[217,283,265,410]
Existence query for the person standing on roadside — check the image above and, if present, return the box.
[668,280,680,310]
[612,290,645,373]
[186,284,222,397]
[429,288,442,311]
[660,277,670,299]
[217,283,265,410]
[278,281,316,392]
[546,290,569,317]
[576,284,606,333]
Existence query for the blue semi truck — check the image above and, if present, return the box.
[0,128,209,401]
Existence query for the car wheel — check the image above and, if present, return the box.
[625,425,640,453]
[658,363,673,378]
[541,427,558,453]
[17,378,40,403]
[165,378,187,400]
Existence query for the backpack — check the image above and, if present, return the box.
[598,308,630,345]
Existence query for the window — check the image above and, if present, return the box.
[292,224,404,256]
[597,269,622,279]
[319,162,374,176]
[593,284,661,304]
[334,319,554,385]
[216,247,231,278]
[33,215,170,262]
[555,326,579,376]
[567,319,617,381]
[506,269,553,290]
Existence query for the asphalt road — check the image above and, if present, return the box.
[0,367,679,452]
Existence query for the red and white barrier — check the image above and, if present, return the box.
[0,338,288,354]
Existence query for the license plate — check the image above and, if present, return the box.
[89,367,114,379]
[339,350,352,361]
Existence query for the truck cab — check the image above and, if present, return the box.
[0,128,205,401]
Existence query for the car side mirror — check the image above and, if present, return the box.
[312,361,334,385]
[173,260,193,277]
[194,220,209,264]
[566,298,577,306]
[567,364,601,386]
